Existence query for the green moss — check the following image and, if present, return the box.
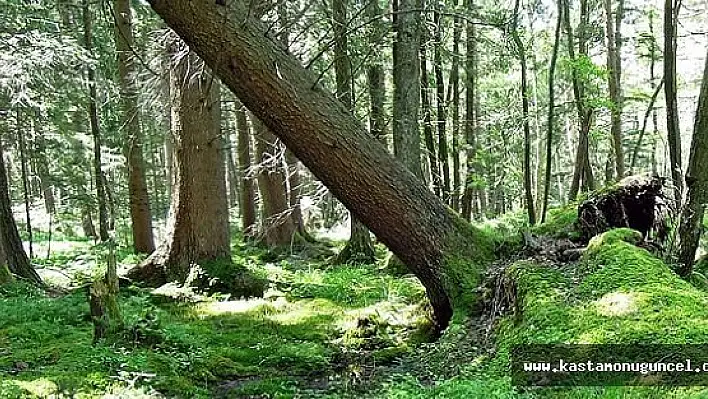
[532,203,581,239]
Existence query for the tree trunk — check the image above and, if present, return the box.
[541,0,563,223]
[253,117,297,247]
[460,0,478,220]
[235,99,257,237]
[0,134,41,285]
[511,0,536,225]
[16,108,33,259]
[664,0,682,198]
[450,1,462,211]
[421,44,441,195]
[226,128,240,208]
[433,4,450,204]
[115,0,155,254]
[83,0,109,242]
[605,0,625,179]
[392,0,424,179]
[127,41,230,285]
[33,109,55,215]
[333,0,375,263]
[145,0,495,330]
[677,47,708,276]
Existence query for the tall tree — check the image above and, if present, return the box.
[393,0,424,178]
[127,40,230,285]
[235,99,257,237]
[604,0,625,179]
[146,0,492,329]
[82,0,110,242]
[510,0,536,225]
[450,0,462,211]
[460,0,478,220]
[333,0,375,264]
[664,0,682,197]
[0,131,41,285]
[114,0,156,254]
[421,41,441,194]
[433,2,450,203]
[677,47,708,277]
[541,0,563,223]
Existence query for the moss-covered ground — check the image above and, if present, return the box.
[5,207,708,398]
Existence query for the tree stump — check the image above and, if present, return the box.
[577,175,670,243]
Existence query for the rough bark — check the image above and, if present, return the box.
[664,0,682,198]
[421,44,441,195]
[115,0,156,254]
[511,0,536,225]
[393,0,424,178]
[145,0,492,329]
[127,42,230,286]
[605,0,625,179]
[235,99,257,237]
[677,48,708,276]
[433,4,450,204]
[541,0,563,223]
[82,0,109,242]
[450,1,462,211]
[460,0,477,220]
[0,135,41,285]
[253,117,297,247]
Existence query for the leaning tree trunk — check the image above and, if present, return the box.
[677,47,708,276]
[0,134,42,285]
[115,0,156,254]
[127,41,230,285]
[146,0,493,330]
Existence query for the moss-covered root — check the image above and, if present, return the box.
[0,263,12,285]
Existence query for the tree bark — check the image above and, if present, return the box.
[421,44,441,195]
[664,0,682,198]
[235,99,257,237]
[145,0,493,329]
[16,109,33,259]
[393,0,424,179]
[450,1,462,211]
[333,0,375,263]
[433,3,450,204]
[127,41,230,285]
[677,47,708,276]
[33,109,55,215]
[460,0,478,220]
[511,0,536,225]
[605,0,625,179]
[115,0,156,254]
[541,0,563,223]
[82,0,109,242]
[253,117,297,247]
[0,134,41,285]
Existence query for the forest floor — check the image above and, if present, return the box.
[4,207,708,398]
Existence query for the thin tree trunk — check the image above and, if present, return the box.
[664,0,682,198]
[511,0,536,224]
[433,3,450,204]
[235,100,257,237]
[115,0,155,253]
[421,44,441,195]
[33,109,55,215]
[147,0,496,329]
[541,0,563,223]
[461,0,477,220]
[629,79,664,172]
[605,0,625,179]
[83,0,109,242]
[677,47,708,276]
[226,120,240,208]
[16,108,33,259]
[450,1,462,211]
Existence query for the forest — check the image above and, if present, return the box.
[1,0,708,397]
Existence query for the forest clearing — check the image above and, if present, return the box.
[1,0,708,397]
